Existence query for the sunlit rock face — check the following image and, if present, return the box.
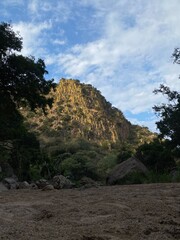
[22,78,155,148]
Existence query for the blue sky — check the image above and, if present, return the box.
[1,0,180,132]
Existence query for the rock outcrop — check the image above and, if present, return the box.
[21,79,155,149]
[106,157,148,185]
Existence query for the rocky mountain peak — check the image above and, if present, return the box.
[22,78,155,148]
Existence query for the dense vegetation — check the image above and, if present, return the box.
[0,22,55,180]
[0,22,179,184]
[134,48,180,183]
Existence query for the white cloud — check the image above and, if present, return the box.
[27,0,74,23]
[28,0,38,14]
[53,39,66,45]
[55,0,180,118]
[13,21,52,57]
[2,0,180,131]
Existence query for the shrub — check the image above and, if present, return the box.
[29,164,42,181]
[60,157,85,180]
[116,143,135,164]
[144,171,172,183]
[136,139,175,173]
[115,172,146,185]
[97,153,117,178]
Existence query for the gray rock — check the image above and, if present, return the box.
[30,183,38,189]
[42,184,54,191]
[170,168,180,181]
[106,157,148,185]
[53,175,74,189]
[36,179,49,189]
[79,177,99,188]
[0,182,8,192]
[18,181,30,189]
[3,177,19,189]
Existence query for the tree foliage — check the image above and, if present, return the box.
[135,49,180,177]
[0,22,55,114]
[136,139,175,173]
[153,48,180,150]
[0,22,55,179]
[0,22,55,140]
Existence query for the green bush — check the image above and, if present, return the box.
[97,153,117,178]
[60,157,85,180]
[115,172,146,185]
[144,171,172,183]
[136,139,175,173]
[113,171,173,185]
[58,150,99,181]
[116,143,135,164]
[29,164,42,181]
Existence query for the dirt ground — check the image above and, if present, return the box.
[0,183,180,240]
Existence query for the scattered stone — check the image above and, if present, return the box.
[3,177,19,189]
[35,210,53,221]
[30,183,38,189]
[18,181,30,189]
[79,177,99,188]
[36,179,49,189]
[53,175,74,189]
[42,184,54,191]
[0,182,8,192]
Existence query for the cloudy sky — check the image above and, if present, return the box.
[1,0,180,132]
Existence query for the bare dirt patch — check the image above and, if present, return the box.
[0,183,180,239]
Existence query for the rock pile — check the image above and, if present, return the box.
[0,174,74,192]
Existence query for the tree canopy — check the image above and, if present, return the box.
[153,48,180,150]
[0,22,56,141]
[0,22,55,179]
[153,85,180,149]
[0,22,55,113]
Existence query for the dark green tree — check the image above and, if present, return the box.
[0,22,55,115]
[136,139,175,173]
[153,85,180,149]
[0,22,55,138]
[0,22,55,179]
[153,48,180,151]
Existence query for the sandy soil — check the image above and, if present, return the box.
[0,183,180,240]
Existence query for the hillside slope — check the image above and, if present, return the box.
[22,79,155,149]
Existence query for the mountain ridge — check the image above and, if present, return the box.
[22,78,155,149]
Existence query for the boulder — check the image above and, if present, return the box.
[3,177,19,189]
[42,184,54,191]
[106,157,148,185]
[18,181,30,189]
[0,182,8,192]
[52,175,74,189]
[30,183,38,189]
[79,177,100,188]
[36,179,49,189]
